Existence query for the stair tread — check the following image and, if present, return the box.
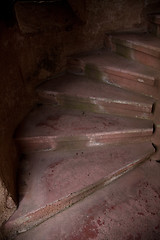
[68,50,159,86]
[111,33,160,58]
[12,159,160,240]
[15,105,153,139]
[38,74,154,111]
[5,142,154,235]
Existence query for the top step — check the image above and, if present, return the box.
[106,33,160,69]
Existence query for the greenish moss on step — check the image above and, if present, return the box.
[54,94,100,113]
[85,64,104,82]
[115,44,133,60]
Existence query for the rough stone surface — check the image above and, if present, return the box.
[0,22,35,225]
[67,50,159,98]
[4,142,154,238]
[14,105,153,153]
[0,0,159,228]
[0,179,16,227]
[13,159,160,240]
[15,0,146,34]
[13,0,148,87]
[37,74,154,119]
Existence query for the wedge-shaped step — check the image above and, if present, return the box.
[7,159,160,240]
[106,33,160,69]
[67,51,159,98]
[15,105,153,153]
[37,74,154,119]
[148,14,160,37]
[4,142,154,237]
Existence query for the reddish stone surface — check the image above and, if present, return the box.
[111,33,160,58]
[15,105,153,153]
[4,142,154,237]
[0,22,35,224]
[12,159,160,240]
[12,0,147,87]
[67,50,159,98]
[37,74,154,119]
[107,33,160,69]
[68,50,157,86]
[0,0,159,229]
[105,32,160,160]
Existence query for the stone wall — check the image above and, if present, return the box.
[14,0,147,86]
[0,0,158,225]
[0,23,34,225]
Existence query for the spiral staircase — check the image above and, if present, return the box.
[3,12,160,240]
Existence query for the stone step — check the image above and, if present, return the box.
[67,51,159,98]
[37,74,154,119]
[105,32,160,69]
[148,14,160,38]
[15,105,153,153]
[4,142,154,238]
[8,158,160,240]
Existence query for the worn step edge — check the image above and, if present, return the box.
[110,35,160,59]
[40,90,153,113]
[67,58,158,99]
[4,147,154,238]
[84,65,158,99]
[67,57,156,87]
[105,35,160,69]
[15,128,153,153]
[37,90,153,118]
[103,72,158,99]
[103,67,155,86]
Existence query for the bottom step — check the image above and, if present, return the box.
[4,142,154,238]
[13,159,160,240]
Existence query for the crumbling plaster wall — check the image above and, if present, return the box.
[0,0,159,225]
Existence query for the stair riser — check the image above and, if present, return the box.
[67,60,157,98]
[109,42,160,70]
[111,37,160,58]
[104,67,155,86]
[104,73,158,99]
[68,58,156,87]
[16,132,152,153]
[38,92,152,120]
[4,151,153,238]
[84,67,158,99]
